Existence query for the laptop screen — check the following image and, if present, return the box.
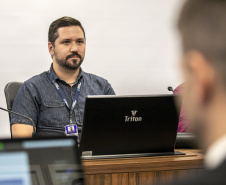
[0,152,31,185]
[0,137,84,185]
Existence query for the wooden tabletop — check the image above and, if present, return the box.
[82,149,203,175]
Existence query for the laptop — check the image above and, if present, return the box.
[79,95,182,159]
[0,137,84,185]
[0,152,31,185]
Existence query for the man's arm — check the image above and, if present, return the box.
[11,82,38,138]
[11,124,34,138]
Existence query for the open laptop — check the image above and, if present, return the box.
[79,95,182,159]
[0,137,84,185]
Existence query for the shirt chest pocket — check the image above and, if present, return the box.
[41,101,68,126]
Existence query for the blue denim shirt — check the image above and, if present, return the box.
[11,64,115,137]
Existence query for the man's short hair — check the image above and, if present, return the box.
[178,0,226,82]
[48,16,85,46]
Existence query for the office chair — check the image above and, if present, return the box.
[4,82,23,137]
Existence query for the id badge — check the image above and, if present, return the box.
[65,124,78,136]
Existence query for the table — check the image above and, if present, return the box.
[82,149,203,185]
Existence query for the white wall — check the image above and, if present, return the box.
[0,0,184,138]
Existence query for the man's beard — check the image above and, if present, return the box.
[55,52,84,70]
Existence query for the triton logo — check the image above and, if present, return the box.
[131,110,138,116]
[125,110,142,122]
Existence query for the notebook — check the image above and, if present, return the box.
[79,95,183,159]
[0,137,84,185]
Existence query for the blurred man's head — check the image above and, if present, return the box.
[178,0,226,151]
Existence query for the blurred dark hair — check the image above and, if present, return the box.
[48,16,85,46]
[178,0,226,81]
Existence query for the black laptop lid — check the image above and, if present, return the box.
[80,95,181,156]
[0,137,84,185]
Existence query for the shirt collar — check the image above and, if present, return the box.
[205,134,226,170]
[49,63,83,83]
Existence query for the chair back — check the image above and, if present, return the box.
[4,82,23,137]
[4,82,23,110]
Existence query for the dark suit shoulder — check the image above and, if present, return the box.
[165,163,226,185]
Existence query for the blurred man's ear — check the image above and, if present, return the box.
[185,51,215,106]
